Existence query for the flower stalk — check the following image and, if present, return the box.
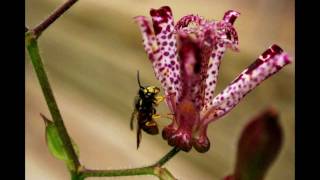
[32,0,78,39]
[79,147,180,179]
[26,32,81,172]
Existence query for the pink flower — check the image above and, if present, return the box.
[134,6,291,152]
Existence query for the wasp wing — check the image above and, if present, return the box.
[130,110,137,130]
[136,124,142,149]
[130,95,140,130]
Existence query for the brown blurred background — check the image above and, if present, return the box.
[26,0,294,179]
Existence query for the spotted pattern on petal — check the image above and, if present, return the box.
[175,14,206,30]
[214,21,239,51]
[203,44,226,110]
[150,6,180,99]
[203,44,291,124]
[134,16,159,62]
[202,13,240,111]
[134,16,165,85]
[223,10,240,25]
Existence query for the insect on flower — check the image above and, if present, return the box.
[135,6,292,152]
[130,71,165,149]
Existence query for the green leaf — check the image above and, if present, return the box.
[42,114,80,162]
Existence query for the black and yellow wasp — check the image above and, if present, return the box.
[130,71,164,149]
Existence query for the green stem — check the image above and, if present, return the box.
[80,166,155,178]
[80,147,180,179]
[25,33,81,171]
[154,147,180,166]
[71,171,84,180]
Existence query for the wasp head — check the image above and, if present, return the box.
[137,71,160,99]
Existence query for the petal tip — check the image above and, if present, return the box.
[269,44,292,64]
[270,44,283,53]
[133,16,146,21]
[223,10,240,24]
[283,54,292,64]
[150,6,172,17]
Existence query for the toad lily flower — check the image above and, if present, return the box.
[134,6,291,152]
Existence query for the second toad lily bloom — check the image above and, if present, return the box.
[134,6,291,152]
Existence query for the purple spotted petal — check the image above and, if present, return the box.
[202,44,291,124]
[203,43,227,110]
[175,14,206,30]
[223,10,240,25]
[150,6,180,100]
[134,16,159,62]
[135,16,165,84]
[203,11,240,110]
[214,20,239,51]
[222,10,240,50]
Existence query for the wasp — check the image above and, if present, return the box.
[130,71,165,149]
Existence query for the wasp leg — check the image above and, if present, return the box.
[150,113,175,120]
[154,95,165,106]
[145,121,157,126]
[152,114,161,119]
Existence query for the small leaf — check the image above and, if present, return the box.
[233,107,283,180]
[41,114,80,162]
[42,114,68,161]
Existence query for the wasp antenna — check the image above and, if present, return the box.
[137,70,143,88]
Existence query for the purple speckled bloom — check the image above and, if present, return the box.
[134,6,291,152]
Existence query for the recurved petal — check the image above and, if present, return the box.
[175,14,205,30]
[203,44,291,124]
[223,10,240,25]
[214,21,239,51]
[150,6,180,99]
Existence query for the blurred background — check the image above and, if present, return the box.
[26,0,294,179]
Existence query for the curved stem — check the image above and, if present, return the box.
[79,147,180,179]
[32,0,78,38]
[25,33,81,171]
[80,166,154,178]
